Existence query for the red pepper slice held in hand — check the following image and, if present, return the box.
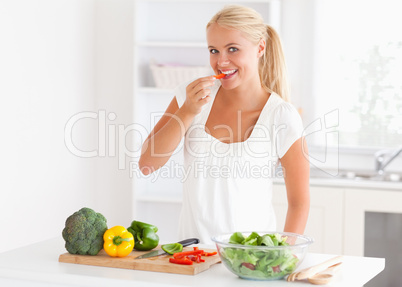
[214,73,225,79]
[169,258,193,265]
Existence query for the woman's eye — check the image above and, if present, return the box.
[229,47,238,52]
[210,49,218,54]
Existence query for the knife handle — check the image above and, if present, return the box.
[177,238,200,247]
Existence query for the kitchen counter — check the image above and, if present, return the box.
[0,237,384,287]
[274,173,402,191]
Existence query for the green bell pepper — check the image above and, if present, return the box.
[127,220,159,251]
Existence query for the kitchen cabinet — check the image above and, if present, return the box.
[133,0,280,89]
[272,183,344,254]
[274,179,402,261]
[132,0,281,225]
[344,188,402,256]
[132,0,281,130]
[344,187,402,286]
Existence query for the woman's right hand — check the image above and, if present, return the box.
[182,76,216,116]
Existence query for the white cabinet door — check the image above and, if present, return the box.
[344,188,402,256]
[272,183,344,254]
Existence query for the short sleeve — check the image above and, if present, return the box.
[273,102,303,158]
[173,79,194,108]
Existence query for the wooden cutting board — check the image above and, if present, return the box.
[59,246,221,275]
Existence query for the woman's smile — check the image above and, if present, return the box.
[219,69,238,79]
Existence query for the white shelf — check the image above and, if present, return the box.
[136,41,206,48]
[141,0,277,3]
[138,87,174,94]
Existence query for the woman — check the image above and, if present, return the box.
[139,5,310,243]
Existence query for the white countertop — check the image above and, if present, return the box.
[274,176,402,191]
[0,237,384,287]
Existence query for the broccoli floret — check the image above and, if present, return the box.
[62,207,107,255]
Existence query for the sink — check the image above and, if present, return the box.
[309,168,402,183]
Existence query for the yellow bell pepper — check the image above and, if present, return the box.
[103,226,134,257]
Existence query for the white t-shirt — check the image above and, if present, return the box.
[174,80,303,244]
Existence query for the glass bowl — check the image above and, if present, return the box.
[211,231,314,280]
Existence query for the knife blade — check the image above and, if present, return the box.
[135,238,200,259]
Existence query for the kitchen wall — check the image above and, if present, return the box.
[0,0,134,253]
[93,0,134,230]
[0,0,97,253]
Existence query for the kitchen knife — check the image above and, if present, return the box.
[135,238,200,259]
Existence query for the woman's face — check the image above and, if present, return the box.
[207,23,263,90]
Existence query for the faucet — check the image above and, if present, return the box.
[375,147,402,175]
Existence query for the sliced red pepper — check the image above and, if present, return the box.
[173,250,204,259]
[187,255,197,262]
[202,251,217,256]
[169,258,193,265]
[184,254,205,263]
[169,248,216,265]
[196,254,205,263]
[214,73,225,79]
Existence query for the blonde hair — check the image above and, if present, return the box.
[207,5,290,102]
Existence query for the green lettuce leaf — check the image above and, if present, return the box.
[229,232,245,244]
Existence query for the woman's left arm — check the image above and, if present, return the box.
[279,137,310,234]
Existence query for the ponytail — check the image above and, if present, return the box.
[259,25,290,102]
